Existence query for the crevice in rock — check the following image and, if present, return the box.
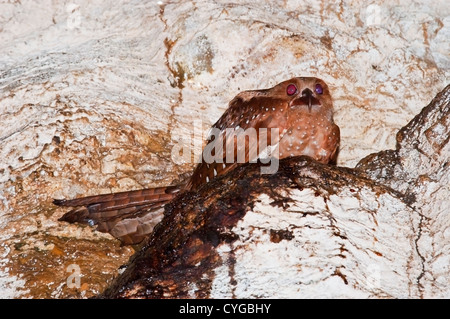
[414,213,426,298]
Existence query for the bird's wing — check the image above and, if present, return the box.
[188,91,288,190]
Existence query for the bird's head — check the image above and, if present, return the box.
[272,77,333,113]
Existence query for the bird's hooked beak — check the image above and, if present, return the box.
[289,88,320,112]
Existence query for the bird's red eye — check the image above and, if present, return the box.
[286,84,297,96]
[315,84,323,95]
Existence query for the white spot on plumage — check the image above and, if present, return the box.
[213,168,217,176]
[206,176,210,183]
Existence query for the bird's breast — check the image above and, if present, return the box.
[277,112,337,163]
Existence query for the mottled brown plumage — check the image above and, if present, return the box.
[55,77,340,244]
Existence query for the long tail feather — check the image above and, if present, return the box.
[54,185,183,244]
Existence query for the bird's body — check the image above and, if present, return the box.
[55,77,340,244]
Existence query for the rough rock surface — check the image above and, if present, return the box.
[357,85,450,298]
[102,157,422,298]
[0,1,449,298]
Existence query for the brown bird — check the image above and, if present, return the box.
[54,77,340,244]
